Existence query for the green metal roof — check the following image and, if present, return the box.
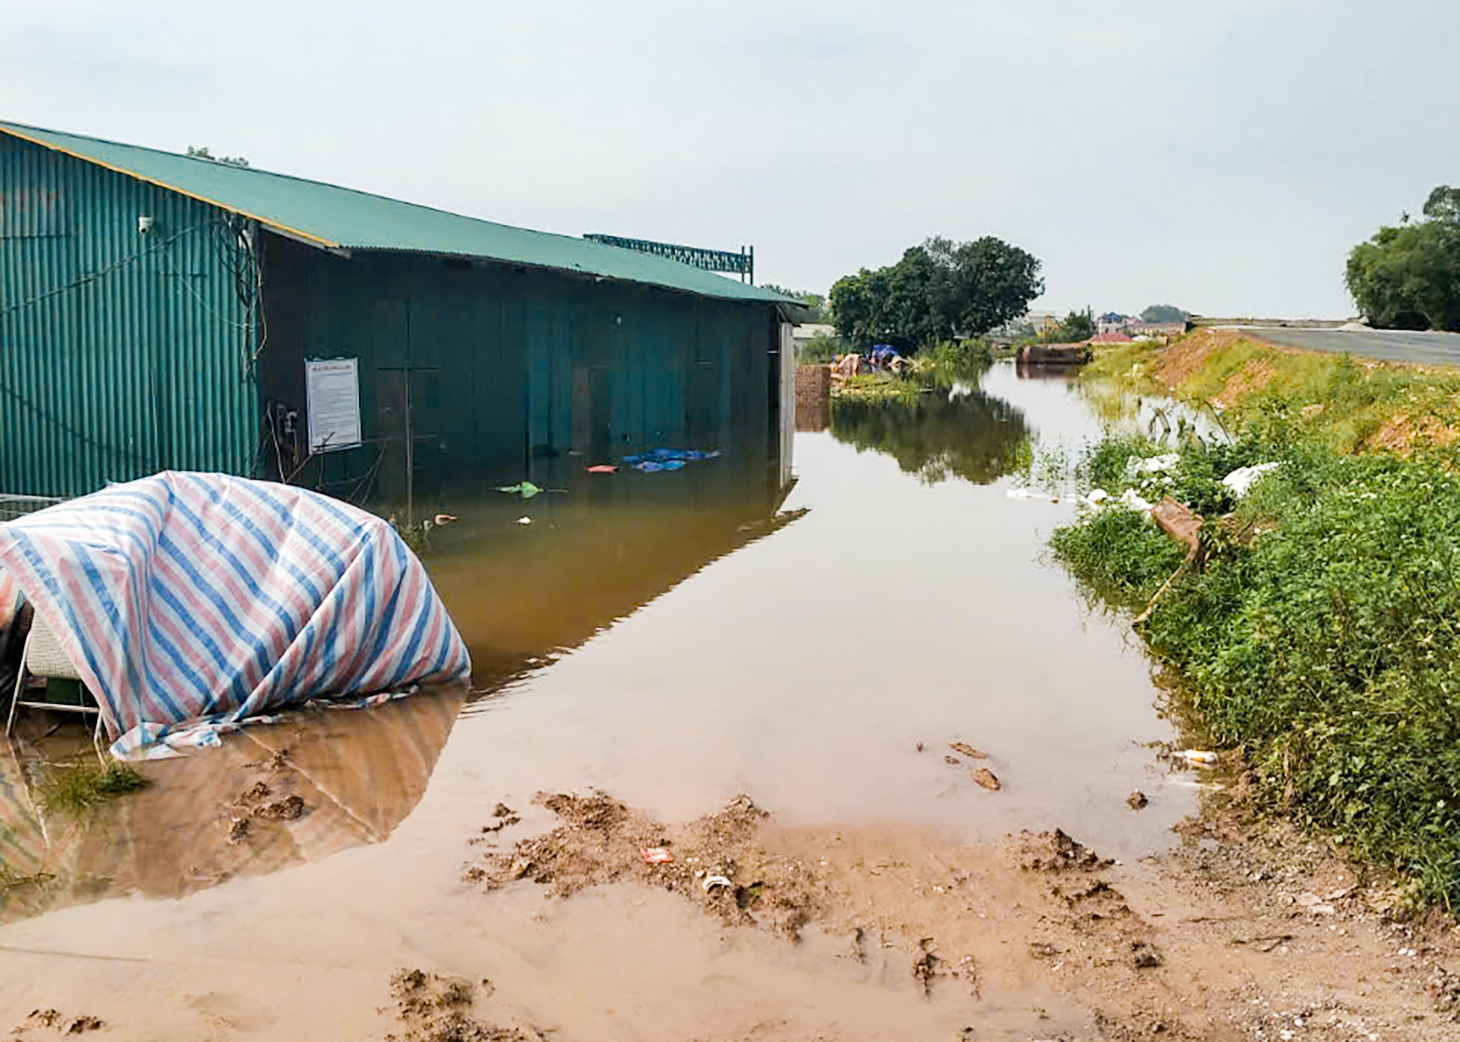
[0,120,795,306]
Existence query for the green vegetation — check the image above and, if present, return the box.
[1051,342,1460,907]
[830,236,1043,351]
[925,337,993,374]
[800,330,843,364]
[0,863,52,897]
[1052,307,1097,343]
[1194,348,1460,455]
[1051,501,1187,603]
[1100,331,1460,456]
[1346,185,1460,331]
[39,762,149,817]
[835,373,926,401]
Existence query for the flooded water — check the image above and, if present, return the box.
[0,362,1203,1040]
[414,365,1192,850]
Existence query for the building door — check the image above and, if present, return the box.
[372,297,441,514]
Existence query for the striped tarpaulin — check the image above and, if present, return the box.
[0,472,470,757]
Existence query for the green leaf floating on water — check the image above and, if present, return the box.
[496,481,541,499]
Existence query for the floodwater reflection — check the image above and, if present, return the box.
[1,451,806,924]
[1,685,463,924]
[829,379,1031,484]
[423,455,804,692]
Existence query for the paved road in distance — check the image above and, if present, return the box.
[1222,326,1460,368]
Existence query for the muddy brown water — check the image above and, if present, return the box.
[0,363,1205,1040]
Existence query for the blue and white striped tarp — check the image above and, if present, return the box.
[0,472,470,758]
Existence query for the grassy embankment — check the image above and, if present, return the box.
[1053,330,1460,909]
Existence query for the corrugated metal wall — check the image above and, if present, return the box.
[0,135,256,497]
[258,235,779,507]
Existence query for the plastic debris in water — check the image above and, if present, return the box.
[701,874,733,892]
[515,517,533,526]
[640,847,674,864]
[433,513,459,526]
[622,448,721,466]
[950,741,988,760]
[1182,750,1218,766]
[586,465,618,474]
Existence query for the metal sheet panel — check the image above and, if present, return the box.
[256,238,781,507]
[0,135,255,498]
[0,121,796,308]
[778,320,795,488]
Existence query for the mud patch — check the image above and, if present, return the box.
[463,792,826,939]
[1367,409,1460,454]
[1151,328,1248,388]
[1213,357,1278,407]
[259,795,306,821]
[11,1009,104,1036]
[386,969,534,1042]
[1012,827,1114,873]
[460,802,1460,1040]
[224,767,310,842]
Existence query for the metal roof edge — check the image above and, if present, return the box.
[0,123,341,248]
[347,246,796,307]
[0,119,799,307]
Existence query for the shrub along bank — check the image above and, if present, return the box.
[1053,338,1460,909]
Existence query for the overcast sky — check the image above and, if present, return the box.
[6,0,1458,318]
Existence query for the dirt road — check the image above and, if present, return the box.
[1216,326,1460,368]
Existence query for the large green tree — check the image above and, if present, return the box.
[1345,186,1460,331]
[830,237,1042,350]
[1139,304,1188,323]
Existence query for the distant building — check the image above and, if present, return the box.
[1024,311,1061,333]
[1128,321,1190,337]
[1097,312,1130,335]
[1088,332,1133,344]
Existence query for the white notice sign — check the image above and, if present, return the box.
[305,358,363,455]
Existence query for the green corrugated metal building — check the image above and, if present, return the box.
[0,120,798,503]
